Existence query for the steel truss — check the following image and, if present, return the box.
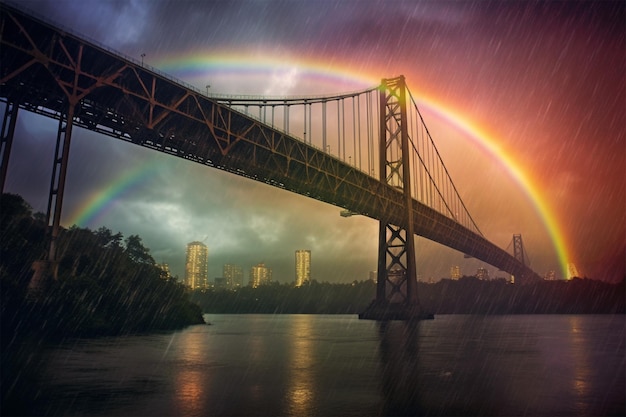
[360,76,426,320]
[0,3,541,291]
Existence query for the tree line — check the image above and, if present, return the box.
[0,193,205,342]
[2,190,622,346]
[192,276,625,315]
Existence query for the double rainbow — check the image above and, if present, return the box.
[67,52,570,279]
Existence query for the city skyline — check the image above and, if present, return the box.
[3,1,623,283]
[180,243,513,286]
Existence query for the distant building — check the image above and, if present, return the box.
[450,265,461,280]
[214,277,228,289]
[223,264,243,288]
[544,270,556,281]
[157,262,171,280]
[185,241,208,290]
[295,250,311,287]
[476,267,489,280]
[250,263,272,288]
[369,270,377,282]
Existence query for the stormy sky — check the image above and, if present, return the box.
[3,0,624,284]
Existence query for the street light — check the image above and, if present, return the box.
[141,53,145,66]
[206,84,211,95]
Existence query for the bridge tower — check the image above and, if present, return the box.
[512,234,526,267]
[359,76,431,321]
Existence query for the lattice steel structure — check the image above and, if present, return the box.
[513,234,526,267]
[0,3,541,303]
[359,77,427,320]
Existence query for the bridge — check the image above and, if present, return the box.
[0,3,540,320]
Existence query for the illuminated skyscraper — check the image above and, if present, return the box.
[450,265,461,280]
[157,262,171,280]
[295,249,311,287]
[476,267,489,280]
[223,263,243,288]
[185,241,208,290]
[249,263,272,288]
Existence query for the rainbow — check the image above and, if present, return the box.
[69,52,570,278]
[154,51,378,94]
[66,161,159,228]
[412,95,570,279]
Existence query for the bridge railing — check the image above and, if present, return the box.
[218,89,383,179]
[2,1,206,97]
[3,0,481,239]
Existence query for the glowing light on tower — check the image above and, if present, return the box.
[185,241,208,289]
[295,250,311,287]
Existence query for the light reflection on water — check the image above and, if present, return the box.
[172,330,209,417]
[10,314,625,416]
[286,314,315,416]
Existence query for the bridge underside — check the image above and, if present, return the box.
[0,3,540,287]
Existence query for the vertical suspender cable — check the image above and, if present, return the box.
[309,102,313,146]
[322,100,327,152]
[352,96,357,167]
[357,94,362,171]
[337,100,341,160]
[341,98,346,162]
[303,100,307,143]
[367,91,373,176]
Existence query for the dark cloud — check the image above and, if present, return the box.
[3,0,624,283]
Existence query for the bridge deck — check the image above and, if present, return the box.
[0,3,540,282]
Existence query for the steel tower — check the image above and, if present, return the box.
[359,76,432,320]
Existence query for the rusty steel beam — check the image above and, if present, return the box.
[0,3,540,284]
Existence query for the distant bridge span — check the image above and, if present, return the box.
[0,3,540,293]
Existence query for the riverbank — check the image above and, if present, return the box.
[191,277,625,315]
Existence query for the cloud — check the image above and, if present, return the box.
[4,0,624,283]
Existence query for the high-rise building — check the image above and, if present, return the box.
[214,277,228,289]
[157,262,171,280]
[223,263,243,288]
[476,267,489,280]
[450,265,461,280]
[249,263,272,288]
[295,249,311,287]
[185,241,208,290]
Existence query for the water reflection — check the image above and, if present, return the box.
[377,320,424,416]
[286,315,315,416]
[7,315,621,416]
[174,368,204,416]
[172,330,210,417]
[567,316,592,415]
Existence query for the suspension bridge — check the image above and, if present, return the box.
[0,3,540,320]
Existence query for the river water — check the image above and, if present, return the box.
[8,314,625,416]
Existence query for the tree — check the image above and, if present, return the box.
[124,234,154,265]
[95,226,123,249]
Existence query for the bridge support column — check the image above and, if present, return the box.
[359,76,432,321]
[29,102,76,295]
[1,101,18,193]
